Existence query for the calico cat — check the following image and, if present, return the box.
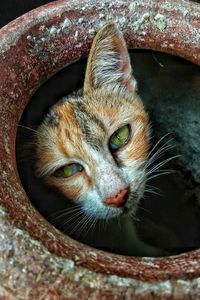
[34,23,168,256]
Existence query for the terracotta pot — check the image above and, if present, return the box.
[0,0,200,299]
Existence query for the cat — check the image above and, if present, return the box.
[34,23,170,256]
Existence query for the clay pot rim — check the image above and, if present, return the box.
[0,0,200,282]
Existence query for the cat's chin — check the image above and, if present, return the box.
[80,190,141,220]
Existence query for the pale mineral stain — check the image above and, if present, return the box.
[89,28,95,35]
[116,16,126,26]
[88,251,97,258]
[154,13,167,31]
[13,228,24,237]
[135,280,172,295]
[74,31,79,40]
[99,13,105,19]
[75,43,82,48]
[0,208,6,217]
[61,260,75,271]
[107,275,134,287]
[177,279,191,290]
[78,17,84,24]
[61,18,72,30]
[26,35,32,41]
[131,13,150,32]
[129,2,137,13]
[49,26,57,35]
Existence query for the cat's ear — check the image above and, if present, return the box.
[83,23,137,95]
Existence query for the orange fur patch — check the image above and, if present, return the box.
[47,176,83,201]
[126,115,149,161]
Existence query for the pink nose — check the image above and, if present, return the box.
[105,188,129,207]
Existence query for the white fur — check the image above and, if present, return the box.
[74,145,146,219]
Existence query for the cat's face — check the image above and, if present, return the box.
[35,23,149,220]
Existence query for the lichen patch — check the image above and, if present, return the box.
[154,13,167,31]
[131,13,150,32]
[129,2,138,13]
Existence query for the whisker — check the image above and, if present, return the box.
[146,143,174,168]
[59,210,84,230]
[18,124,37,134]
[147,171,173,181]
[49,205,81,221]
[64,214,83,235]
[64,209,84,222]
[129,210,140,222]
[70,215,88,236]
[147,168,175,177]
[147,155,180,176]
[147,133,171,158]
[86,216,97,236]
[152,52,165,68]
[78,214,92,237]
[145,184,161,193]
[81,215,95,238]
[146,140,174,169]
[145,188,162,197]
[137,204,151,214]
[50,205,81,216]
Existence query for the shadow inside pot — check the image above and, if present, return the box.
[16,50,200,256]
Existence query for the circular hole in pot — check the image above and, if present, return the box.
[16,50,200,257]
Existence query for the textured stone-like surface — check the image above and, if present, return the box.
[0,0,200,299]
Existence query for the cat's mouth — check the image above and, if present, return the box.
[105,188,138,216]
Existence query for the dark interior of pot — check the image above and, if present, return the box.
[16,50,200,257]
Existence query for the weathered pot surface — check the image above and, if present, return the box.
[0,0,200,299]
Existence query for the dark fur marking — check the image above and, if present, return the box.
[44,110,59,126]
[73,107,105,151]
[75,101,106,132]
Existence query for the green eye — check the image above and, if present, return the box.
[53,163,83,178]
[109,125,130,151]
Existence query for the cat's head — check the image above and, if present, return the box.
[35,23,149,220]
